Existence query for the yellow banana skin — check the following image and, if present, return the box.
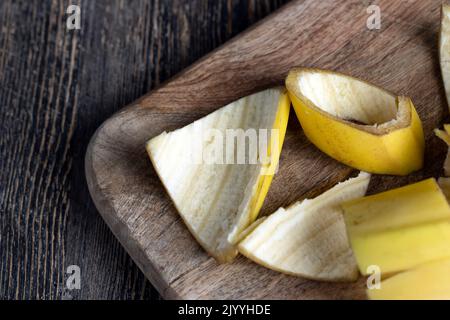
[368,258,450,300]
[286,68,425,176]
[343,178,450,276]
[247,91,290,224]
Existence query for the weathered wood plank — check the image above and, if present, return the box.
[0,0,288,299]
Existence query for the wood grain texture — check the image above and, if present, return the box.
[0,0,288,300]
[85,0,450,299]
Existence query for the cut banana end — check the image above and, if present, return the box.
[285,68,425,175]
[146,88,290,262]
[238,172,371,282]
[440,4,450,111]
[343,178,450,276]
[368,258,450,300]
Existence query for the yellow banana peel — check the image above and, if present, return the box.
[147,88,290,262]
[249,92,290,222]
[238,172,370,282]
[368,258,450,300]
[286,68,425,175]
[342,178,450,276]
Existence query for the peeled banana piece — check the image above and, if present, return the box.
[238,172,371,281]
[146,88,290,262]
[286,68,424,175]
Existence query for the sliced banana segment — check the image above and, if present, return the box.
[146,88,290,262]
[286,68,424,175]
[238,172,370,281]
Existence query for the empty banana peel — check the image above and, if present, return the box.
[285,68,424,175]
[238,172,370,282]
[440,4,450,111]
[368,258,450,300]
[343,178,450,276]
[146,88,290,262]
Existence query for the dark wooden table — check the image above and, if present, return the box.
[0,0,290,300]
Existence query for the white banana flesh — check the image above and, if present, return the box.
[146,88,288,262]
[238,172,371,281]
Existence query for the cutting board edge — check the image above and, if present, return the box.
[85,123,181,300]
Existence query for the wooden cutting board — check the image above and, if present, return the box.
[85,0,448,299]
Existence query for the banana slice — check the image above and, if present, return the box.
[146,88,290,262]
[285,68,424,175]
[238,172,371,282]
[368,258,450,300]
[440,4,450,111]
